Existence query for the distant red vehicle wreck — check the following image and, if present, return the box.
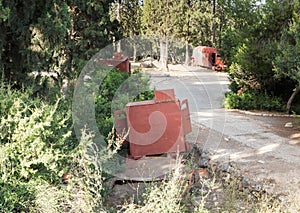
[98,52,131,73]
[191,46,226,71]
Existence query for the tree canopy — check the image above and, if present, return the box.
[222,0,300,113]
[0,0,117,86]
[0,0,300,112]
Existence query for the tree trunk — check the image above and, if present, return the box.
[211,0,216,45]
[117,0,121,21]
[185,40,190,65]
[286,85,300,114]
[133,34,137,62]
[116,0,121,53]
[159,38,169,71]
[117,40,122,53]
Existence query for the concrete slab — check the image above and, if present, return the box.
[115,156,183,181]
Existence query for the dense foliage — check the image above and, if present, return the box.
[0,69,153,211]
[139,0,300,112]
[224,91,283,111]
[0,0,118,86]
[222,0,300,113]
[0,86,71,211]
[273,2,300,113]
[95,69,154,139]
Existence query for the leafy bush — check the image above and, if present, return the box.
[95,69,154,137]
[0,181,36,212]
[0,68,153,211]
[0,83,123,211]
[224,91,284,111]
[43,129,123,212]
[0,85,74,211]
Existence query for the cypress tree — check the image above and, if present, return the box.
[0,0,118,86]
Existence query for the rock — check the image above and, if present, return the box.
[242,178,250,188]
[196,149,211,168]
[83,75,92,81]
[201,152,210,159]
[278,195,285,202]
[221,163,230,172]
[252,184,264,192]
[140,61,153,68]
[284,122,293,128]
[198,159,209,168]
[227,167,236,173]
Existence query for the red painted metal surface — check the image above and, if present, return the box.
[154,89,176,103]
[192,46,226,71]
[117,89,192,159]
[181,99,192,135]
[98,52,131,73]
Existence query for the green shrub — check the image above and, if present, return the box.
[0,85,124,211]
[0,69,153,211]
[0,181,36,212]
[0,85,75,211]
[224,91,284,111]
[95,70,154,137]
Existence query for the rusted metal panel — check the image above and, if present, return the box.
[154,89,176,103]
[98,52,131,73]
[126,100,186,159]
[126,100,155,107]
[192,46,213,69]
[114,89,192,159]
[181,99,192,135]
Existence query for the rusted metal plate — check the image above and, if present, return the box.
[126,100,186,159]
[192,46,225,70]
[114,156,184,181]
[181,99,192,135]
[114,89,192,159]
[98,52,131,73]
[154,89,176,103]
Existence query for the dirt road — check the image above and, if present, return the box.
[147,64,300,201]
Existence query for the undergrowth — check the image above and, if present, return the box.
[224,91,284,111]
[0,83,125,212]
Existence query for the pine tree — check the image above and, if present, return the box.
[0,0,117,86]
[0,0,37,84]
[65,0,117,78]
[142,0,174,70]
[110,0,142,61]
[273,0,300,113]
[0,0,9,80]
[171,0,215,65]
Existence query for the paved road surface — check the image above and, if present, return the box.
[147,65,300,201]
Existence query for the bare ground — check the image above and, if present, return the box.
[192,114,300,196]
